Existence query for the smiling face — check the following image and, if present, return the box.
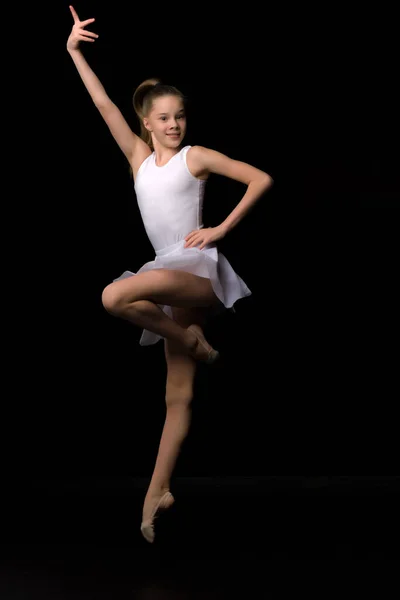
[143,95,187,149]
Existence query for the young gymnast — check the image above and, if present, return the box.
[67,5,273,542]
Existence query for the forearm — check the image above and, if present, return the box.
[220,175,273,234]
[67,48,110,107]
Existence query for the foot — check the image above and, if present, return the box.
[186,324,220,364]
[141,490,175,544]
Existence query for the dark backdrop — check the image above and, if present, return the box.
[7,1,398,481]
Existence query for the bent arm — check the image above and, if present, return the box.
[188,146,274,234]
[220,174,273,234]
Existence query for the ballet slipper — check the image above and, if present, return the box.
[187,324,220,364]
[140,491,175,544]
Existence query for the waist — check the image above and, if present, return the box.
[155,238,215,257]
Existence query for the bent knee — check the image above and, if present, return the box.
[102,283,125,315]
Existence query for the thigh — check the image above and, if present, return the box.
[104,269,220,309]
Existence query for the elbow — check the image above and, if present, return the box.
[262,173,274,191]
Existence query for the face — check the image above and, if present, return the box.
[144,95,186,148]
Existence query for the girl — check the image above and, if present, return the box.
[67,5,273,543]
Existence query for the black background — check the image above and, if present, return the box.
[7,1,399,482]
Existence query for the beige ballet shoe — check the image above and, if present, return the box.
[187,324,220,364]
[140,491,175,544]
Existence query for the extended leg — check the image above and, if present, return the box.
[142,307,206,521]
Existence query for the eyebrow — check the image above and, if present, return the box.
[156,111,185,116]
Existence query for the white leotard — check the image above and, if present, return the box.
[114,144,252,346]
[134,145,204,252]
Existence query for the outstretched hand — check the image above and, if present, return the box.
[66,5,98,51]
[184,226,227,250]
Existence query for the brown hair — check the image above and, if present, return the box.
[132,78,186,150]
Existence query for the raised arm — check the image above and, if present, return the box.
[66,5,149,167]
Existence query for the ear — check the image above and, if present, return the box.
[143,118,152,132]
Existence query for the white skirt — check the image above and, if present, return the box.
[113,239,251,346]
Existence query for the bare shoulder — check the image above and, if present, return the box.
[186,145,234,180]
[130,139,153,179]
[187,145,218,168]
[185,145,210,179]
[187,145,271,185]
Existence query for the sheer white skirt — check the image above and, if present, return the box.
[113,239,251,346]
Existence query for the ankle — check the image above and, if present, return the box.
[146,484,170,499]
[183,328,198,352]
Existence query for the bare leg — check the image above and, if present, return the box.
[102,269,220,360]
[142,307,206,520]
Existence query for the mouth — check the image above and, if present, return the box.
[167,133,180,137]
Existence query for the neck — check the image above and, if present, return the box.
[152,139,183,166]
